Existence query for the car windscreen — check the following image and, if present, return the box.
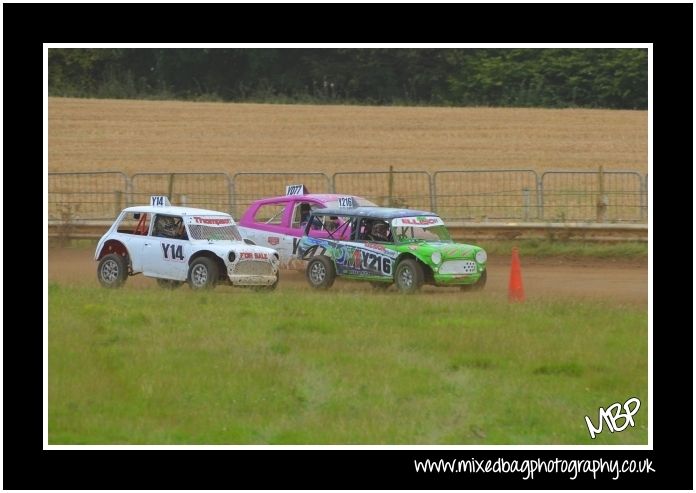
[393,225,452,242]
[187,216,242,241]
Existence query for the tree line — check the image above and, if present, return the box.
[48,48,647,109]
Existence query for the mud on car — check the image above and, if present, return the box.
[296,207,487,294]
[95,196,280,290]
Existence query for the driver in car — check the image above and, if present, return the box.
[369,221,391,242]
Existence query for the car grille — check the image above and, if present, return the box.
[439,260,477,274]
[233,260,274,276]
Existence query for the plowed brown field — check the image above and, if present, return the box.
[48,98,647,174]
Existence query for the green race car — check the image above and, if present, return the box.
[296,206,487,293]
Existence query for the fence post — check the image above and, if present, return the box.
[596,165,608,222]
[168,173,175,201]
[179,194,188,206]
[538,175,544,220]
[113,191,122,217]
[522,188,530,221]
[641,174,647,222]
[387,165,394,207]
[429,172,436,213]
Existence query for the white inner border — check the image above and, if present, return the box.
[43,43,652,451]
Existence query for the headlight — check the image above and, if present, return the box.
[228,251,236,262]
[475,249,487,264]
[431,252,442,264]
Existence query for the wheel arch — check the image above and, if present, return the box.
[97,240,131,264]
[189,250,227,280]
[395,252,434,283]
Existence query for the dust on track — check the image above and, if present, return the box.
[49,247,647,305]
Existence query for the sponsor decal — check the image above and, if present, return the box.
[402,217,438,225]
[240,252,269,260]
[268,237,280,246]
[392,216,444,227]
[364,242,386,252]
[192,216,232,225]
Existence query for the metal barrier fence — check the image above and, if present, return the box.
[232,172,332,217]
[131,172,232,213]
[48,169,649,223]
[643,174,648,221]
[540,171,644,222]
[433,170,539,221]
[48,172,128,220]
[333,170,432,211]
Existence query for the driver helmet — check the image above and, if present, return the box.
[160,216,178,237]
[372,222,388,239]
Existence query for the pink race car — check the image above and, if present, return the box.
[237,186,376,268]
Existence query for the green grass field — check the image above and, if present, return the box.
[48,284,647,445]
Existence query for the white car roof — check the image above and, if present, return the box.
[123,205,233,217]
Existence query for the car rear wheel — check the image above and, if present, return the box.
[394,258,424,294]
[156,278,183,289]
[188,257,218,290]
[461,269,487,292]
[97,253,128,288]
[306,256,336,290]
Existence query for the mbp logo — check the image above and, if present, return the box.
[584,397,641,439]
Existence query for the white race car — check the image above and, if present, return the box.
[95,196,280,290]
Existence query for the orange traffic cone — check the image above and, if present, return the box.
[508,247,525,302]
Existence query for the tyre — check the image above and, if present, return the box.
[394,258,424,294]
[461,269,487,292]
[97,253,128,288]
[370,281,391,291]
[187,257,218,290]
[306,256,336,290]
[156,278,183,289]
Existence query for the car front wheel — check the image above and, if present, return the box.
[188,257,218,290]
[97,253,128,288]
[394,258,424,294]
[306,256,336,290]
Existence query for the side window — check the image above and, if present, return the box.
[357,218,372,241]
[254,204,286,225]
[116,212,150,235]
[357,219,392,242]
[292,202,313,229]
[152,214,187,239]
[307,215,355,239]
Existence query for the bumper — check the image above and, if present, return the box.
[433,271,484,286]
[227,273,278,286]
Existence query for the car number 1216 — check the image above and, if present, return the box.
[337,196,354,208]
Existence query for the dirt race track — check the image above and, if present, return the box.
[48,248,647,305]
